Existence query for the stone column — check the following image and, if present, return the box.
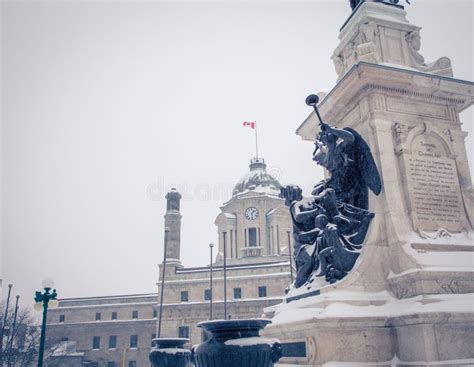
[164,188,182,262]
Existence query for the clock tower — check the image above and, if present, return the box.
[214,158,292,265]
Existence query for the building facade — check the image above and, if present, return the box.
[46,294,158,367]
[46,157,292,366]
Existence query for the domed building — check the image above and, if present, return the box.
[45,157,294,367]
[215,158,293,264]
[232,158,282,197]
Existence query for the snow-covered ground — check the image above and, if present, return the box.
[272,290,474,325]
[276,356,474,366]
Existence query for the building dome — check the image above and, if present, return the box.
[232,158,282,197]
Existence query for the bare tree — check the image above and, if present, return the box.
[0,304,65,367]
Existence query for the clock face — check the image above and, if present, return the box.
[245,207,259,220]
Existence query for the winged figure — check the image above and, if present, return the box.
[281,105,382,287]
[312,122,382,210]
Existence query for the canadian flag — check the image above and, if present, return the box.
[243,121,256,129]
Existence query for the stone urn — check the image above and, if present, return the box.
[192,319,282,367]
[149,338,192,367]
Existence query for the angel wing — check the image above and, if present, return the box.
[344,127,382,196]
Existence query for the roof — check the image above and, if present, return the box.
[232,158,282,197]
[176,260,290,274]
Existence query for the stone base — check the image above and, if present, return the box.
[263,293,474,366]
[388,270,474,299]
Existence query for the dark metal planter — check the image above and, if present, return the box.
[192,319,282,367]
[149,338,192,367]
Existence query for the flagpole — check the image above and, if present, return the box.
[255,121,259,159]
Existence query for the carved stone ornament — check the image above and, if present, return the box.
[405,30,453,76]
[393,122,408,142]
[332,21,381,79]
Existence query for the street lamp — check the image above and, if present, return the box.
[209,243,214,320]
[34,279,58,367]
[223,232,227,320]
[287,231,294,283]
[7,295,20,367]
[157,227,170,338]
[0,284,13,366]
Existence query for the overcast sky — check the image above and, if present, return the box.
[1,0,473,308]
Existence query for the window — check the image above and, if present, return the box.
[151,333,156,347]
[130,335,138,348]
[109,335,117,349]
[233,288,242,299]
[132,310,138,319]
[258,286,267,298]
[59,315,65,323]
[95,312,101,321]
[204,289,211,301]
[107,362,116,367]
[153,309,157,318]
[111,312,117,320]
[92,336,100,350]
[180,291,189,302]
[178,326,189,339]
[61,337,69,342]
[128,362,136,367]
[248,227,257,247]
[90,363,99,367]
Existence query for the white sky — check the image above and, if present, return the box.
[1,0,473,308]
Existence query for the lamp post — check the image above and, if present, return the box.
[157,227,170,338]
[209,243,214,320]
[7,295,20,367]
[223,232,227,320]
[0,284,13,365]
[34,279,58,367]
[287,231,294,283]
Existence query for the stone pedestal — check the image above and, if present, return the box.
[263,2,474,365]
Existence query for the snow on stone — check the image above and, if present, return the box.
[404,231,474,268]
[155,348,191,355]
[282,231,473,304]
[270,290,474,326]
[284,272,330,299]
[51,341,84,357]
[224,337,280,347]
[176,261,290,274]
[234,185,281,197]
[232,164,282,198]
[388,266,474,280]
[408,230,473,247]
[379,62,421,73]
[321,355,474,366]
[276,356,474,366]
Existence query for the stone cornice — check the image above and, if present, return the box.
[361,84,466,105]
[297,62,474,141]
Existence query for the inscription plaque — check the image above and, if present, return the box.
[403,134,464,232]
[281,341,307,358]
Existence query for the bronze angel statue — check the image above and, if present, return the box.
[350,0,411,11]
[281,95,382,287]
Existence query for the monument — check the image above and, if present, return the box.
[263,1,474,365]
[281,95,382,288]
